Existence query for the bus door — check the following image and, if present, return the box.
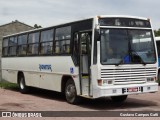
[78,31,92,96]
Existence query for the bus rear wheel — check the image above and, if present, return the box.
[111,95,127,103]
[18,74,28,94]
[65,79,81,104]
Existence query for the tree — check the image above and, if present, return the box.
[154,29,160,37]
[34,24,42,29]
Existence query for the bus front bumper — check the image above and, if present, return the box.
[93,83,159,98]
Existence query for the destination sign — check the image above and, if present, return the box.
[99,18,151,28]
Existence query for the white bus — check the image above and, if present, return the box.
[2,15,159,104]
[155,36,160,84]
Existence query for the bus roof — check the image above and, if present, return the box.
[3,15,150,38]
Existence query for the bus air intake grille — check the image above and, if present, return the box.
[101,67,156,85]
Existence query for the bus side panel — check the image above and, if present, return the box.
[24,71,39,88]
[2,58,17,83]
[2,70,8,82]
[1,56,80,94]
[37,56,79,92]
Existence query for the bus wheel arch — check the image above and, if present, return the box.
[17,71,28,94]
[61,76,81,104]
[61,76,73,93]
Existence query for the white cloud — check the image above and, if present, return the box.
[0,0,160,29]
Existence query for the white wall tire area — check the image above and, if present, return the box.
[18,73,28,94]
[65,79,81,104]
[111,95,128,103]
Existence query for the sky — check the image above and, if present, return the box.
[0,0,160,30]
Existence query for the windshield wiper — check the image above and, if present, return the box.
[131,50,146,66]
[115,59,123,66]
[115,55,130,66]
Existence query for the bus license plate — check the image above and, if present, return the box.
[128,87,138,92]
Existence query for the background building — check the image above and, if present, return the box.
[0,20,33,81]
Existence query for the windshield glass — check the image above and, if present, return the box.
[100,29,156,65]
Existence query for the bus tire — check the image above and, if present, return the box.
[18,73,28,94]
[65,79,81,104]
[111,95,127,103]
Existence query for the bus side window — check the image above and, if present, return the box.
[27,32,39,55]
[40,42,53,54]
[8,36,17,56]
[17,34,27,56]
[2,38,9,56]
[40,29,54,55]
[55,43,60,54]
[55,26,71,54]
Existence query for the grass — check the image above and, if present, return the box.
[0,81,18,89]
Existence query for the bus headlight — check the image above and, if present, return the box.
[97,79,113,86]
[146,77,156,82]
[103,80,113,85]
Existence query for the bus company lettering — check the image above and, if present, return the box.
[39,64,52,71]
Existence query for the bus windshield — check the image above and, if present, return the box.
[100,29,156,65]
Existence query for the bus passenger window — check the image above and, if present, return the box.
[40,42,52,54]
[55,26,71,54]
[28,44,39,55]
[18,45,27,55]
[40,29,54,55]
[2,38,9,56]
[18,34,27,56]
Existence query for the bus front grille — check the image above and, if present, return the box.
[101,67,157,85]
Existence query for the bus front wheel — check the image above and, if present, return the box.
[65,79,81,104]
[18,74,28,94]
[111,95,127,103]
